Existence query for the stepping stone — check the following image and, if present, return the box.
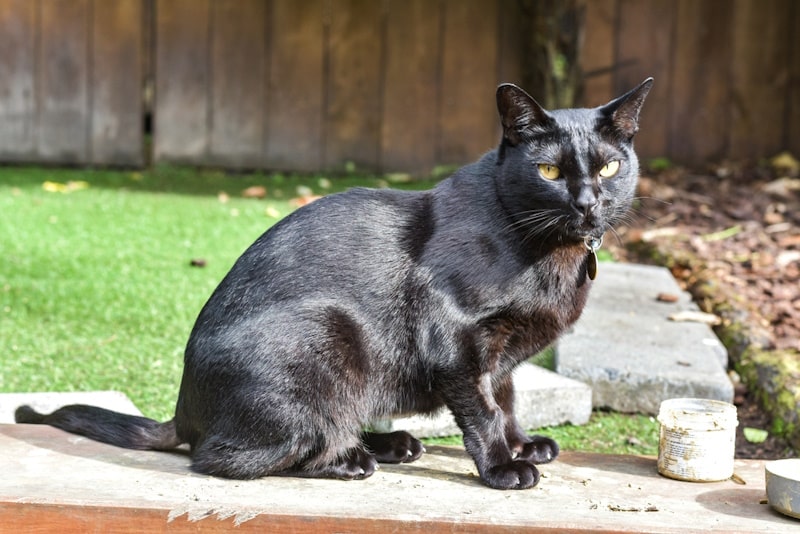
[376,363,592,438]
[556,263,733,414]
[0,391,142,424]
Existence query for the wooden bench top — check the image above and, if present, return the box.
[0,424,795,533]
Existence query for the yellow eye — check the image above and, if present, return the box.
[599,160,620,178]
[537,164,561,180]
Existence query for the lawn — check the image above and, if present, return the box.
[0,165,658,455]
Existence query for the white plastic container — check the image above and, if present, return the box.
[657,398,738,482]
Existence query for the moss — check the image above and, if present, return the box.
[735,347,800,447]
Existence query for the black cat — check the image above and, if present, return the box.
[16,78,652,490]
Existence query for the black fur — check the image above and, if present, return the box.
[16,79,652,490]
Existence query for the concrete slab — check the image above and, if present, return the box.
[0,390,143,424]
[556,263,734,414]
[1,424,794,533]
[376,363,592,437]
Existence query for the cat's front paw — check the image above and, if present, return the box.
[517,435,559,464]
[483,460,541,490]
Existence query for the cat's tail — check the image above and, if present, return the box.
[14,404,183,451]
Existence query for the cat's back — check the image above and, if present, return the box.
[196,186,433,319]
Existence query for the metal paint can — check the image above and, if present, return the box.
[657,398,738,482]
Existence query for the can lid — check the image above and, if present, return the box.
[657,398,738,431]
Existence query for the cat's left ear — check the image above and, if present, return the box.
[496,83,552,146]
[599,77,654,139]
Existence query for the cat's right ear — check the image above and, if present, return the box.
[496,84,552,146]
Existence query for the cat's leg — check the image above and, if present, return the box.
[446,373,544,490]
[192,431,379,481]
[294,446,379,480]
[494,374,559,465]
[361,431,425,463]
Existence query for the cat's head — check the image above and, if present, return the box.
[494,78,653,247]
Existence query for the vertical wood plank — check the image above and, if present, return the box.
[581,0,616,106]
[439,0,499,165]
[790,1,800,156]
[209,0,266,169]
[266,0,324,172]
[324,0,383,171]
[39,0,90,163]
[91,0,143,166]
[0,0,37,160]
[728,0,792,160]
[154,0,210,163]
[615,0,675,159]
[669,0,732,164]
[381,0,440,174]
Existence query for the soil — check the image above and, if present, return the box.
[610,154,800,460]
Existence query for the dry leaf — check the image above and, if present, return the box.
[241,185,267,199]
[668,310,721,325]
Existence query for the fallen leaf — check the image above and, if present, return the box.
[289,195,322,208]
[241,185,267,199]
[743,427,768,444]
[668,310,721,325]
[770,151,800,175]
[42,180,89,193]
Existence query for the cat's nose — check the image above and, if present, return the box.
[572,187,599,216]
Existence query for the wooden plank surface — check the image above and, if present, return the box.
[728,0,792,160]
[439,0,499,165]
[0,0,37,160]
[615,0,674,159]
[324,0,383,171]
[39,0,90,163]
[0,424,793,533]
[581,0,617,106]
[791,2,800,156]
[266,0,325,172]
[380,0,440,174]
[209,0,266,169]
[91,0,143,166]
[154,0,210,163]
[669,0,733,163]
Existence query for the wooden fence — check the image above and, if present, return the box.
[0,0,797,172]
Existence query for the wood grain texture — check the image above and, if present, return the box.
[266,0,325,172]
[728,0,792,160]
[439,0,499,165]
[209,0,266,168]
[91,0,143,166]
[380,0,440,174]
[39,0,90,163]
[669,0,733,163]
[615,0,674,159]
[0,0,37,159]
[581,0,616,106]
[154,0,210,162]
[324,0,383,171]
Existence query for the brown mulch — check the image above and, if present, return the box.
[610,154,800,460]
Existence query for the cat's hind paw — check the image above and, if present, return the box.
[362,430,425,464]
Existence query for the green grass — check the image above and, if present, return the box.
[1,165,657,454]
[423,411,660,456]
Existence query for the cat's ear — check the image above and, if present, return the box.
[496,84,552,146]
[599,77,654,139]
